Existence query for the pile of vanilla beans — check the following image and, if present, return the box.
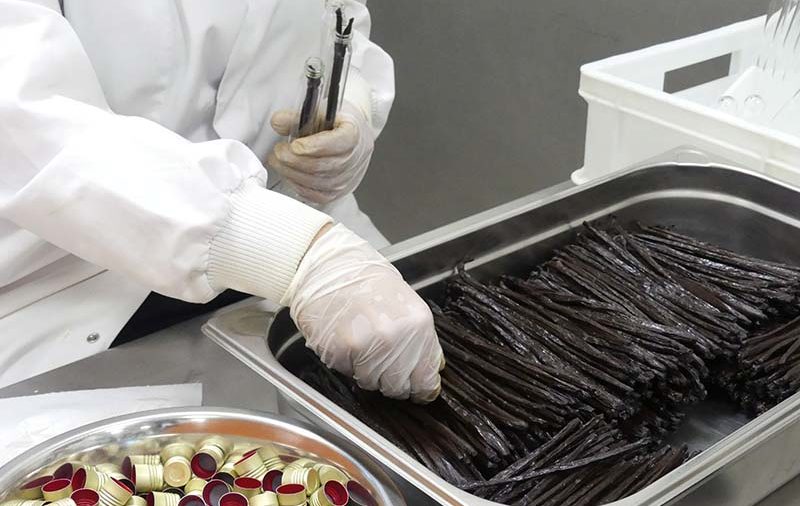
[300,222,800,505]
[718,315,800,414]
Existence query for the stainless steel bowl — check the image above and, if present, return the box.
[0,407,405,505]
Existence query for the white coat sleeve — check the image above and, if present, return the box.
[341,0,396,137]
[0,1,332,304]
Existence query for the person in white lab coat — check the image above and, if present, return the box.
[0,0,444,402]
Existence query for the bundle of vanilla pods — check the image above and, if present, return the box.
[301,221,800,504]
[717,315,800,414]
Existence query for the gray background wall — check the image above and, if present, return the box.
[356,0,770,242]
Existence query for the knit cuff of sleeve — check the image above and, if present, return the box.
[207,179,333,304]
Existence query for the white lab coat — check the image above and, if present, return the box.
[0,0,395,388]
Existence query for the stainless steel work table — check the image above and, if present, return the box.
[0,311,797,505]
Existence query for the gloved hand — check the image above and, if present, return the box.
[282,223,444,403]
[268,102,374,206]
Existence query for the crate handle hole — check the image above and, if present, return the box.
[663,53,733,94]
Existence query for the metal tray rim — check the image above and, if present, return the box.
[379,159,798,264]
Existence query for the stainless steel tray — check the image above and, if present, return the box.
[204,162,800,506]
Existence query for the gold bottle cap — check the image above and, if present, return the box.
[72,468,107,492]
[232,442,256,454]
[125,439,158,456]
[232,452,264,479]
[218,492,247,506]
[281,466,319,496]
[182,478,206,497]
[121,457,158,479]
[214,464,235,480]
[124,497,146,506]
[345,481,377,506]
[105,444,123,459]
[308,488,329,506]
[94,473,109,493]
[231,477,261,499]
[18,475,53,500]
[121,459,132,479]
[163,457,191,488]
[215,454,238,479]
[47,498,76,506]
[1,501,46,506]
[117,479,136,496]
[106,473,129,486]
[42,478,73,502]
[288,458,316,470]
[314,465,348,486]
[159,444,195,464]
[54,463,83,481]
[131,465,164,493]
[190,448,224,480]
[198,437,233,456]
[210,473,234,488]
[274,484,306,506]
[261,470,283,494]
[249,492,279,506]
[23,501,48,506]
[144,492,179,506]
[176,496,203,506]
[128,456,160,466]
[261,457,285,473]
[98,478,133,506]
[255,446,279,463]
[319,481,348,506]
[72,488,100,506]
[201,479,230,506]
[94,464,122,476]
[224,452,245,466]
[216,463,235,478]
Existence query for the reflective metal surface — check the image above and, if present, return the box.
[0,408,405,506]
[205,162,800,505]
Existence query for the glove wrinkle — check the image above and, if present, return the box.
[283,224,443,403]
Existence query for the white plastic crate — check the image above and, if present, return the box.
[573,16,800,186]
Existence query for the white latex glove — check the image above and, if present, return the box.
[268,102,374,205]
[282,224,444,403]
